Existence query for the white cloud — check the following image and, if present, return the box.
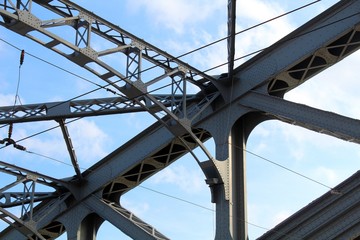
[271,210,292,227]
[0,1,356,239]
[149,164,204,194]
[120,198,150,217]
[183,1,294,74]
[0,93,15,106]
[310,166,340,187]
[67,119,110,165]
[236,0,294,49]
[286,52,360,119]
[238,1,283,23]
[127,0,225,34]
[0,118,109,171]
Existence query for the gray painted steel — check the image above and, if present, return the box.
[257,171,360,240]
[0,0,360,239]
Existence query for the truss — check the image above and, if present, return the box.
[0,94,208,124]
[0,0,360,239]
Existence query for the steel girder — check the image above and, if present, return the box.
[240,91,360,144]
[229,0,360,99]
[1,93,359,239]
[0,161,66,188]
[0,0,360,239]
[0,0,215,123]
[0,0,220,178]
[0,95,201,124]
[257,170,360,240]
[0,161,68,239]
[85,196,169,240]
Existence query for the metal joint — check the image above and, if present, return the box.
[131,40,145,51]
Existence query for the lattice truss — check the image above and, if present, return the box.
[0,0,219,122]
[0,0,218,239]
[0,0,360,239]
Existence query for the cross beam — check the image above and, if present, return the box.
[0,0,360,239]
[0,95,200,124]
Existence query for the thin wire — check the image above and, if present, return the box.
[175,0,322,61]
[25,150,75,168]
[0,118,81,150]
[1,5,355,139]
[208,10,360,73]
[15,139,334,239]
[21,140,336,204]
[128,0,323,77]
[140,185,302,239]
[0,37,104,89]
[0,0,322,96]
[0,2,353,164]
[0,1,346,238]
[0,3,349,187]
[242,145,334,190]
[0,0,329,132]
[0,0,339,203]
[12,50,25,109]
[14,66,22,106]
[139,185,213,211]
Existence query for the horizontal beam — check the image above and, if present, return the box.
[3,1,360,239]
[0,95,198,124]
[0,0,215,134]
[0,161,67,189]
[240,91,360,144]
[0,192,57,208]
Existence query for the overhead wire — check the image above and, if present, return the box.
[0,1,337,135]
[205,10,360,73]
[0,0,325,106]
[138,0,323,75]
[0,37,106,90]
[139,185,303,239]
[174,0,322,61]
[14,142,321,239]
[0,0,327,133]
[0,1,349,237]
[0,1,345,141]
[0,0,346,189]
[0,0,344,198]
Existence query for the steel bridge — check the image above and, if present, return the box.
[0,0,360,239]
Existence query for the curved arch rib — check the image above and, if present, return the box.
[0,0,220,180]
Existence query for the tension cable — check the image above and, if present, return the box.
[0,50,26,151]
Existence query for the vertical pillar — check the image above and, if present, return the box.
[212,119,248,240]
[61,206,103,240]
[229,119,248,240]
[76,214,103,240]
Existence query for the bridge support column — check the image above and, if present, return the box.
[66,215,102,240]
[212,119,248,240]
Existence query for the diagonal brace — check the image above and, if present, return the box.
[57,119,82,180]
[240,91,360,144]
[0,207,46,240]
[86,195,169,240]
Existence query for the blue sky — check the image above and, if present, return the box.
[2,0,360,239]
